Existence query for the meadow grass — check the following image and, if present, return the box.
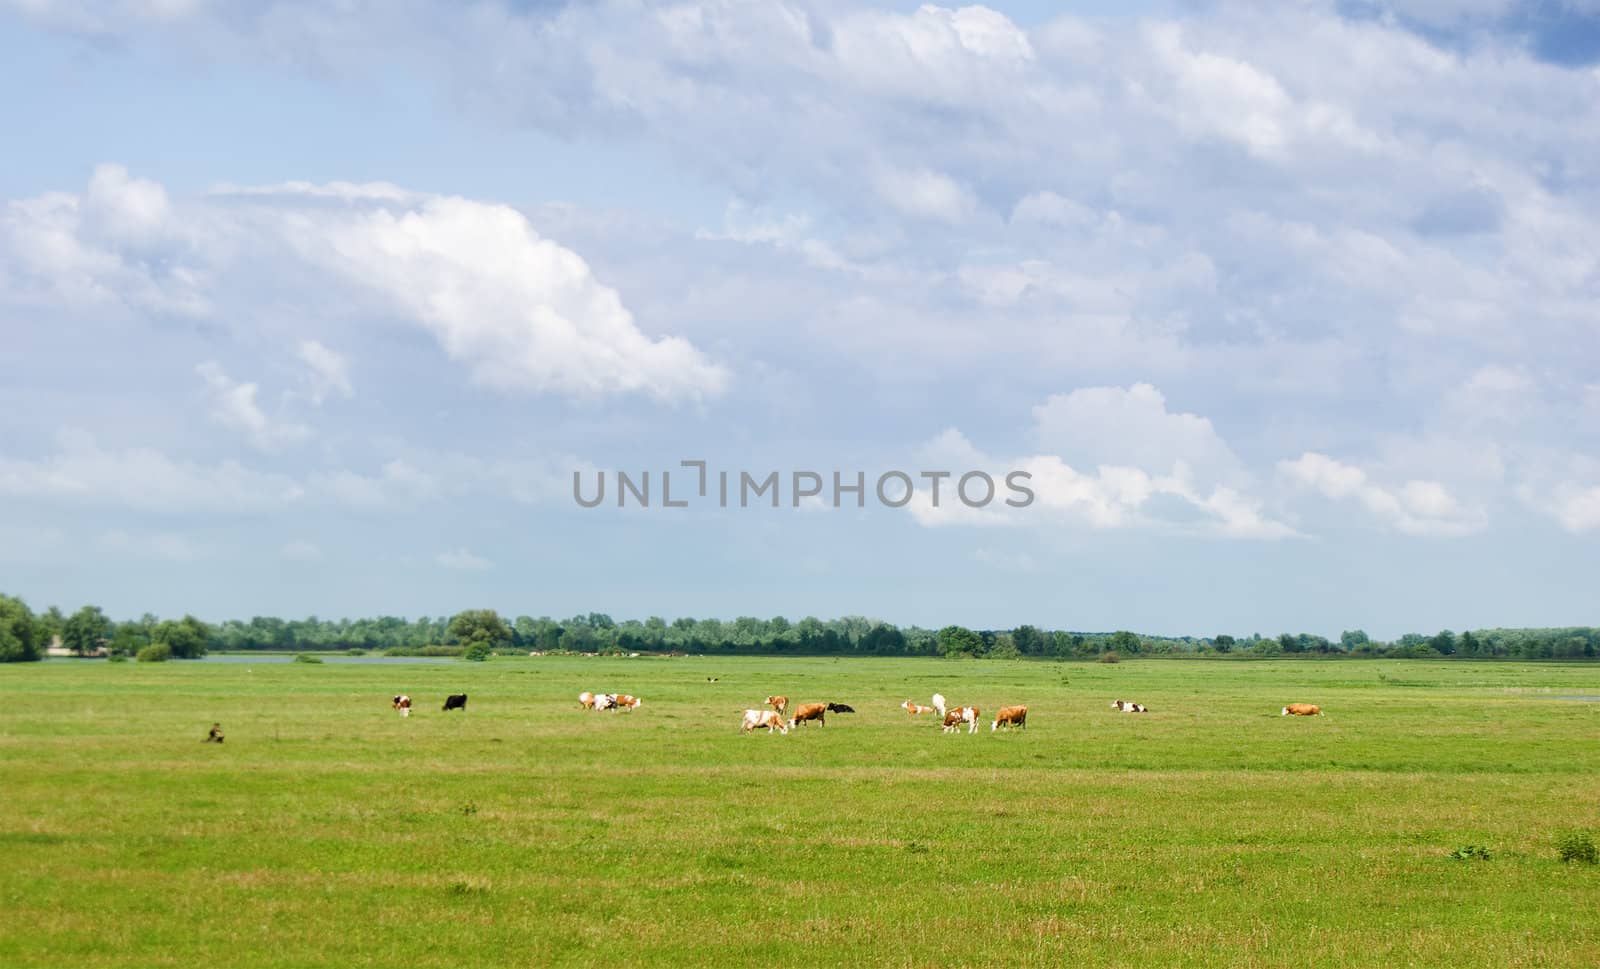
[1,656,1597,967]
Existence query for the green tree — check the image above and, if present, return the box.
[0,593,42,663]
[1429,629,1457,656]
[1011,625,1047,655]
[937,625,984,657]
[1108,630,1142,655]
[447,609,513,652]
[1340,629,1370,651]
[62,605,113,655]
[152,616,211,659]
[1213,634,1235,653]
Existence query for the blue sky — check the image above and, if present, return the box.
[2,0,1598,638]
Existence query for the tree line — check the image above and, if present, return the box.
[2,591,1596,662]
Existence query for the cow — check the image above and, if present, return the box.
[825,702,855,713]
[766,695,789,714]
[789,702,828,728]
[741,709,789,734]
[1110,699,1147,713]
[614,694,642,711]
[442,694,468,711]
[932,693,948,717]
[942,706,980,734]
[392,695,412,717]
[593,693,617,711]
[903,700,934,715]
[991,705,1027,731]
[203,722,224,743]
[1282,703,1321,716]
[579,691,596,710]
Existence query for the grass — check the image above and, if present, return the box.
[1,656,1597,967]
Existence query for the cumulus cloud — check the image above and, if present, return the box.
[296,340,353,404]
[1278,451,1485,536]
[196,361,313,452]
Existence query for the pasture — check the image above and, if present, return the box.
[1,656,1597,967]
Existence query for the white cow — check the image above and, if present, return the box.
[594,693,618,712]
[931,693,948,718]
[741,709,789,734]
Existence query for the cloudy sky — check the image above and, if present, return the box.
[2,0,1598,637]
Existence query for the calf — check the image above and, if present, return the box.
[902,700,934,716]
[1282,703,1321,716]
[392,695,412,717]
[765,695,789,714]
[931,693,948,717]
[991,705,1027,731]
[442,693,468,711]
[942,706,980,734]
[741,709,789,734]
[1110,699,1147,713]
[789,702,828,728]
[825,702,855,713]
[579,691,596,710]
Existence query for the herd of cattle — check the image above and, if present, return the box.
[384,689,1326,727]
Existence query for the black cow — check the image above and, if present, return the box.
[443,694,468,711]
[825,703,855,713]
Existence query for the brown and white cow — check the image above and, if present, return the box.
[614,694,642,711]
[942,706,980,733]
[903,700,934,715]
[1281,703,1321,716]
[392,695,411,717]
[741,709,789,734]
[1110,699,1147,713]
[579,691,596,710]
[789,702,828,728]
[766,695,789,714]
[991,705,1027,731]
[593,693,617,711]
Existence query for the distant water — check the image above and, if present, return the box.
[199,654,456,665]
[1553,695,1600,702]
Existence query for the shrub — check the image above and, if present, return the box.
[293,653,324,664]
[345,648,366,656]
[107,653,128,663]
[462,642,491,662]
[1449,844,1491,861]
[1557,833,1598,865]
[136,643,172,663]
[1098,651,1120,664]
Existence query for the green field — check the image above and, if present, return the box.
[2,656,1597,967]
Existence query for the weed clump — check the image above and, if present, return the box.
[1449,845,1491,861]
[1557,833,1597,865]
[1098,651,1120,664]
[293,653,324,664]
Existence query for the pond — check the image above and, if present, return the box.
[197,654,458,665]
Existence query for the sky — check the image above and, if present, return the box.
[2,0,1598,639]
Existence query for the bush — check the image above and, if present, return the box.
[107,653,128,663]
[345,648,366,656]
[136,643,172,663]
[462,642,491,662]
[1449,844,1491,861]
[1557,833,1598,865]
[293,653,324,664]
[1098,651,1120,664]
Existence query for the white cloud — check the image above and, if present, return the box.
[196,361,312,452]
[436,548,492,570]
[872,166,977,222]
[1278,451,1485,536]
[296,340,353,404]
[99,528,204,561]
[1031,384,1241,484]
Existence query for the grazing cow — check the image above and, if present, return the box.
[579,691,596,710]
[931,693,948,717]
[741,709,789,734]
[991,705,1028,731]
[614,694,642,711]
[392,695,412,717]
[789,702,828,728]
[825,702,855,713]
[1282,703,1321,716]
[442,694,468,711]
[942,706,980,734]
[203,722,224,743]
[1110,699,1147,713]
[902,700,934,715]
[766,695,789,714]
[593,693,617,711]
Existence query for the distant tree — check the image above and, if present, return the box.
[937,625,984,657]
[38,606,65,646]
[62,605,113,655]
[1428,629,1457,656]
[1340,629,1370,651]
[0,594,42,662]
[1108,630,1142,655]
[1011,625,1047,656]
[448,610,513,652]
[1458,630,1481,657]
[153,616,211,659]
[1213,634,1235,653]
[987,633,1022,660]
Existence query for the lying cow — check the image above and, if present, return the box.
[903,700,935,715]
[991,705,1027,731]
[1110,699,1147,713]
[741,709,789,734]
[1282,703,1322,716]
[766,695,789,714]
[932,693,947,717]
[825,702,855,713]
[789,702,828,728]
[392,695,412,717]
[442,694,468,711]
[614,694,642,711]
[942,706,980,734]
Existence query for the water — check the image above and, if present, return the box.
[198,654,457,665]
